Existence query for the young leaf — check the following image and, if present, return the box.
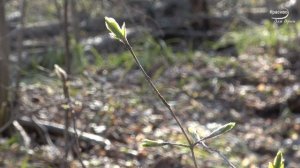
[202,122,236,140]
[104,16,127,42]
[61,104,70,110]
[54,64,67,80]
[269,151,284,168]
[121,22,126,38]
[141,139,166,147]
[188,127,200,143]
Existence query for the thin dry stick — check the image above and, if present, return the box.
[61,72,70,167]
[13,120,30,148]
[31,116,56,147]
[123,40,198,168]
[70,109,86,168]
[59,70,86,168]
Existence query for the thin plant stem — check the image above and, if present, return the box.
[191,137,236,168]
[163,142,190,148]
[123,40,198,168]
[190,147,198,168]
[58,66,85,168]
[71,110,86,168]
[62,76,70,167]
[62,78,85,168]
[199,141,236,168]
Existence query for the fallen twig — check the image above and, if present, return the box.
[18,116,111,147]
[12,120,31,148]
[31,116,56,147]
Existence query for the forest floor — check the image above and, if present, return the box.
[0,47,300,168]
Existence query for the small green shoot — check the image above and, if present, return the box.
[105,16,237,168]
[268,151,284,168]
[105,17,127,42]
[54,64,67,80]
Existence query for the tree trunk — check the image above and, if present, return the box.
[0,0,10,127]
[63,0,71,74]
[14,0,26,103]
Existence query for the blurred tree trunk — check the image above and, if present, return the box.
[54,0,62,22]
[63,0,71,74]
[189,0,210,30]
[15,0,26,102]
[0,0,10,127]
[70,0,79,41]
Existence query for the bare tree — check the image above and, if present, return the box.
[0,0,10,129]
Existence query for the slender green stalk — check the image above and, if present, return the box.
[123,39,198,168]
[105,17,237,168]
[199,141,236,168]
[190,147,198,168]
[166,142,190,148]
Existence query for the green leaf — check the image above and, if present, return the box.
[121,22,126,38]
[188,127,200,143]
[54,64,67,80]
[105,16,127,42]
[203,122,236,140]
[269,151,284,168]
[141,139,166,147]
[61,104,70,110]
